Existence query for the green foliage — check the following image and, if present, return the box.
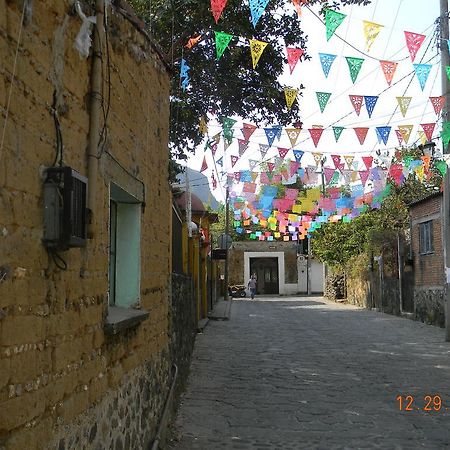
[127,0,371,159]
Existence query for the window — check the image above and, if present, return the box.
[419,220,433,255]
[109,183,141,307]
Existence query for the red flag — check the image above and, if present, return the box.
[349,95,363,116]
[420,123,436,142]
[331,154,341,168]
[404,31,426,62]
[362,156,373,170]
[429,96,445,115]
[395,129,404,145]
[278,147,289,158]
[354,128,369,145]
[200,156,208,172]
[286,47,304,74]
[242,123,257,141]
[230,155,239,167]
[267,162,275,172]
[308,128,324,147]
[359,170,370,185]
[211,0,228,23]
[289,161,300,176]
[380,60,397,86]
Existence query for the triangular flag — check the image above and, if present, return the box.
[284,87,298,110]
[278,147,289,159]
[264,128,277,147]
[249,39,268,69]
[354,127,369,145]
[325,9,346,41]
[200,156,208,172]
[249,0,270,27]
[292,150,304,162]
[230,155,239,167]
[186,35,202,49]
[346,57,364,84]
[417,130,427,146]
[395,129,404,146]
[446,66,450,81]
[319,53,337,78]
[259,143,270,158]
[398,125,414,143]
[359,170,370,185]
[248,159,259,170]
[274,156,284,169]
[430,96,445,115]
[380,60,398,86]
[221,116,237,145]
[238,138,248,157]
[333,126,344,142]
[435,160,447,176]
[344,155,354,168]
[309,128,324,147]
[364,95,378,118]
[331,155,341,169]
[375,126,391,145]
[289,161,301,177]
[396,96,412,118]
[242,123,257,141]
[199,116,208,135]
[413,63,432,91]
[316,92,331,113]
[267,162,275,172]
[210,143,218,156]
[404,31,426,62]
[287,47,304,74]
[215,31,233,59]
[285,128,302,147]
[312,152,323,166]
[421,123,436,141]
[349,95,363,116]
[211,0,228,23]
[273,125,283,140]
[324,167,335,184]
[421,155,431,172]
[212,132,221,145]
[362,156,373,170]
[363,20,383,51]
[442,121,450,147]
[216,156,223,167]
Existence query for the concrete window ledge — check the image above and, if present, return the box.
[104,306,149,335]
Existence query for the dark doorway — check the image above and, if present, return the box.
[250,257,279,294]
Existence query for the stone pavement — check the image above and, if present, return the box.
[168,296,450,449]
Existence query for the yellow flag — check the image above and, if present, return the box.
[396,96,412,118]
[249,39,268,69]
[199,116,208,135]
[251,171,258,182]
[344,155,354,167]
[417,130,427,145]
[312,152,323,167]
[285,128,302,147]
[307,187,321,201]
[398,125,414,143]
[363,20,384,51]
[284,87,298,110]
[415,165,424,182]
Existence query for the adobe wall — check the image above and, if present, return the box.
[0,0,171,447]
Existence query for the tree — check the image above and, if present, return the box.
[128,0,371,159]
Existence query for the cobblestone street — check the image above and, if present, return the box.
[169,296,450,449]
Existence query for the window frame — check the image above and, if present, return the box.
[419,220,434,255]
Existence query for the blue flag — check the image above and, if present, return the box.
[319,53,337,78]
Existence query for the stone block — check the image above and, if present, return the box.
[1,314,45,346]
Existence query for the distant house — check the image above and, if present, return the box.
[228,241,324,295]
[409,192,445,326]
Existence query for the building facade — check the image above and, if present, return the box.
[0,1,178,448]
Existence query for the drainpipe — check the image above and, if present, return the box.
[86,0,105,237]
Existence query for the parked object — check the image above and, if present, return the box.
[228,284,247,298]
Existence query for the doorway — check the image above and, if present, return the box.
[250,257,279,294]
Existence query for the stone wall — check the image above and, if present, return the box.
[414,287,445,327]
[0,1,172,447]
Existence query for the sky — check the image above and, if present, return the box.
[182,0,444,203]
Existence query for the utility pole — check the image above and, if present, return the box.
[440,0,450,341]
[224,186,230,301]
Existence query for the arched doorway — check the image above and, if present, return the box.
[250,257,279,294]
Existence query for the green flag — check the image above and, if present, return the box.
[215,31,233,59]
[316,92,331,113]
[325,9,347,41]
[346,56,365,84]
[332,126,344,142]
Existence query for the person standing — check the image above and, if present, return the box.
[248,275,257,300]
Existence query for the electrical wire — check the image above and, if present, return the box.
[0,1,26,165]
[49,249,68,271]
[51,90,64,167]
